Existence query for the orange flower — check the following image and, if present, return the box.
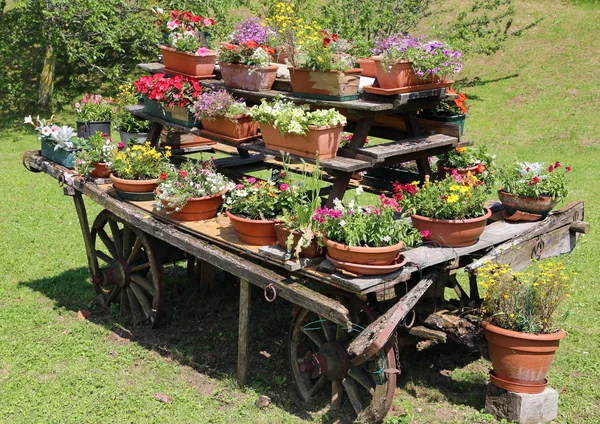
[455,147,467,153]
[476,163,486,174]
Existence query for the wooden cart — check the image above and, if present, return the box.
[22,79,588,423]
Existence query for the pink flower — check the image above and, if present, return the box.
[196,47,209,56]
[374,207,381,216]
[365,206,372,215]
[50,125,59,134]
[167,19,180,30]
[565,166,571,172]
[74,102,81,109]
[235,183,244,189]
[117,142,124,150]
[451,169,463,183]
[247,177,256,184]
[279,183,289,191]
[420,230,430,238]
[203,18,215,27]
[548,165,554,173]
[554,161,561,169]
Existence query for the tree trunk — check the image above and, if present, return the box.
[38,45,56,107]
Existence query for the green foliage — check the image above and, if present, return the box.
[436,146,496,186]
[74,132,117,176]
[109,142,171,180]
[113,83,152,133]
[498,161,570,200]
[218,42,272,67]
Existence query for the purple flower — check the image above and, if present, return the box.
[232,18,269,44]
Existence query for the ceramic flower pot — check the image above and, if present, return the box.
[498,190,559,220]
[160,45,217,77]
[109,174,159,193]
[201,115,259,141]
[482,321,566,394]
[437,163,479,180]
[90,162,111,178]
[40,139,77,169]
[288,68,362,100]
[220,63,278,91]
[226,210,278,246]
[259,123,344,160]
[356,58,377,78]
[323,236,403,265]
[76,121,111,140]
[410,207,492,247]
[163,190,226,221]
[274,223,324,259]
[372,56,434,89]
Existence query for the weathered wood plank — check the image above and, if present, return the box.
[237,278,251,387]
[422,311,482,347]
[407,326,447,342]
[257,245,324,271]
[357,134,457,161]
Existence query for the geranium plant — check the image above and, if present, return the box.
[75,132,117,175]
[23,115,80,151]
[75,94,115,122]
[301,30,355,72]
[249,97,346,135]
[499,161,570,200]
[394,174,488,220]
[480,261,571,334]
[153,8,215,54]
[422,87,469,116]
[436,146,495,185]
[189,90,248,121]
[133,74,204,108]
[155,159,231,212]
[218,41,274,68]
[108,141,171,180]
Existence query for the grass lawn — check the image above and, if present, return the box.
[1,1,599,423]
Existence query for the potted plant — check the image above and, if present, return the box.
[372,35,462,89]
[315,191,422,275]
[436,145,495,185]
[497,161,571,220]
[154,159,231,221]
[218,41,278,91]
[75,132,117,178]
[108,141,171,193]
[395,174,491,247]
[24,115,81,168]
[223,173,297,246]
[249,97,346,159]
[114,83,151,144]
[419,88,469,136]
[153,8,217,77]
[479,261,570,394]
[190,90,258,142]
[74,94,115,139]
[133,74,203,127]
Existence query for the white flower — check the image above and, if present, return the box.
[348,199,355,212]
[355,186,364,196]
[383,235,391,243]
[41,126,52,136]
[339,220,346,227]
[155,7,163,14]
[333,198,344,210]
[24,115,33,124]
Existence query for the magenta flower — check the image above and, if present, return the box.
[247,177,256,184]
[420,230,430,238]
[279,183,289,191]
[118,142,124,150]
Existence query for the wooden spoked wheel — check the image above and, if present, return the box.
[290,295,397,423]
[90,210,164,327]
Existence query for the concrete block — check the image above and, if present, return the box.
[485,383,558,424]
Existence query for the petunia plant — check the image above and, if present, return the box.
[498,161,571,200]
[153,8,215,54]
[218,41,274,68]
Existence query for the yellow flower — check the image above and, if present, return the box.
[456,147,467,153]
[447,194,459,203]
[450,185,460,191]
[411,180,420,186]
[459,185,470,193]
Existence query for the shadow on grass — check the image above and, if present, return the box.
[456,73,520,90]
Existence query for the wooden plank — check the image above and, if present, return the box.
[357,134,457,161]
[237,278,251,387]
[258,245,324,271]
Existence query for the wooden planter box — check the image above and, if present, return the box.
[289,68,361,101]
[143,97,199,128]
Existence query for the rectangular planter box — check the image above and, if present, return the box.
[40,138,77,169]
[201,115,259,142]
[259,123,344,160]
[160,45,217,77]
[289,68,361,101]
[418,113,465,136]
[143,97,199,128]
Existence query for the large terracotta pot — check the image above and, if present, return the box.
[160,45,217,77]
[437,163,479,180]
[372,56,434,89]
[289,68,361,99]
[274,223,324,259]
[356,58,377,78]
[163,190,225,221]
[482,321,566,394]
[323,236,403,265]
[410,207,492,248]
[90,162,111,178]
[109,174,159,193]
[498,190,559,220]
[259,123,344,160]
[220,63,278,91]
[201,115,259,141]
[226,210,278,246]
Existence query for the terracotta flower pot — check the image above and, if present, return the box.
[163,190,225,221]
[356,58,377,78]
[372,56,434,89]
[289,68,362,99]
[410,207,492,247]
[437,164,479,180]
[323,236,403,266]
[220,63,278,91]
[226,210,278,246]
[160,45,217,77]
[109,174,159,193]
[90,162,111,178]
[482,321,566,394]
[274,223,324,259]
[259,123,344,160]
[498,190,559,220]
[201,115,259,141]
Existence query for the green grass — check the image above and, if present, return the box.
[1,0,600,422]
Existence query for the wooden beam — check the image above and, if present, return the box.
[237,278,251,387]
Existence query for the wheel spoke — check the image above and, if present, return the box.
[130,274,155,296]
[122,226,133,259]
[127,237,142,264]
[130,282,154,319]
[130,262,151,273]
[348,368,376,396]
[120,288,128,316]
[342,377,363,415]
[331,380,343,409]
[108,219,123,258]
[301,327,325,348]
[308,376,327,398]
[95,249,113,265]
[98,228,118,259]
[126,286,144,323]
[107,286,121,305]
[321,318,336,342]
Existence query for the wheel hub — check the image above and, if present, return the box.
[100,259,130,287]
[299,342,349,380]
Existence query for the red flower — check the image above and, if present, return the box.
[565,166,571,172]
[331,33,338,42]
[476,163,486,173]
[530,176,540,185]
[548,165,554,173]
[554,161,561,168]
[159,172,167,181]
[323,38,331,47]
[179,170,188,178]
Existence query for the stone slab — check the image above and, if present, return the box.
[485,383,558,424]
